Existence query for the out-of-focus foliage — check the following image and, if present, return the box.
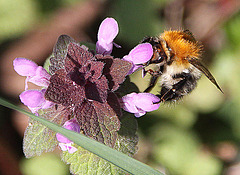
[20,153,69,175]
[0,0,82,43]
[0,0,38,42]
[109,0,164,47]
[37,0,82,16]
[225,15,240,51]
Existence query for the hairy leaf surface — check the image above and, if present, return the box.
[23,105,70,158]
[61,114,138,175]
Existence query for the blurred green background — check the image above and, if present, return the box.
[0,0,240,174]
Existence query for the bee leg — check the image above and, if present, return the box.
[157,87,175,102]
[159,74,191,102]
[144,76,158,93]
[144,69,161,93]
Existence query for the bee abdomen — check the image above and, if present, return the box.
[159,69,201,102]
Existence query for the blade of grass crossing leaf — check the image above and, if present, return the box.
[0,97,164,175]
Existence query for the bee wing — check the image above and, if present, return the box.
[187,57,223,93]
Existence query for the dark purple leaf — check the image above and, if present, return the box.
[45,69,85,106]
[72,93,121,148]
[109,58,132,91]
[87,61,105,82]
[74,100,103,143]
[65,43,94,73]
[107,92,122,118]
[95,55,132,91]
[93,100,120,147]
[85,75,108,103]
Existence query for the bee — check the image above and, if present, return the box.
[141,30,223,103]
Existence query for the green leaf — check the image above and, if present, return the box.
[43,53,52,73]
[0,97,163,175]
[23,105,69,158]
[62,145,127,175]
[61,114,138,175]
[114,113,138,156]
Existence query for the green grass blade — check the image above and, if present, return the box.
[0,97,164,175]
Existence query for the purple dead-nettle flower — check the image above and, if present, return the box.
[45,41,132,146]
[96,17,120,55]
[13,58,51,90]
[121,92,160,117]
[13,58,53,114]
[122,43,153,75]
[56,118,80,154]
[19,89,53,114]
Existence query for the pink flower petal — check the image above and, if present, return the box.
[134,93,160,112]
[19,90,45,108]
[134,111,146,118]
[62,119,80,133]
[59,143,68,152]
[59,143,78,154]
[96,41,113,55]
[67,145,78,154]
[13,58,38,77]
[123,43,153,64]
[13,58,50,89]
[56,119,80,143]
[56,133,71,144]
[19,89,53,114]
[121,92,160,117]
[41,100,54,110]
[121,93,139,113]
[96,17,119,55]
[97,17,119,44]
[28,66,51,87]
[123,43,153,75]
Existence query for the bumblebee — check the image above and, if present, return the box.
[141,30,223,103]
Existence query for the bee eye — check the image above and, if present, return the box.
[151,55,164,64]
[158,56,163,61]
